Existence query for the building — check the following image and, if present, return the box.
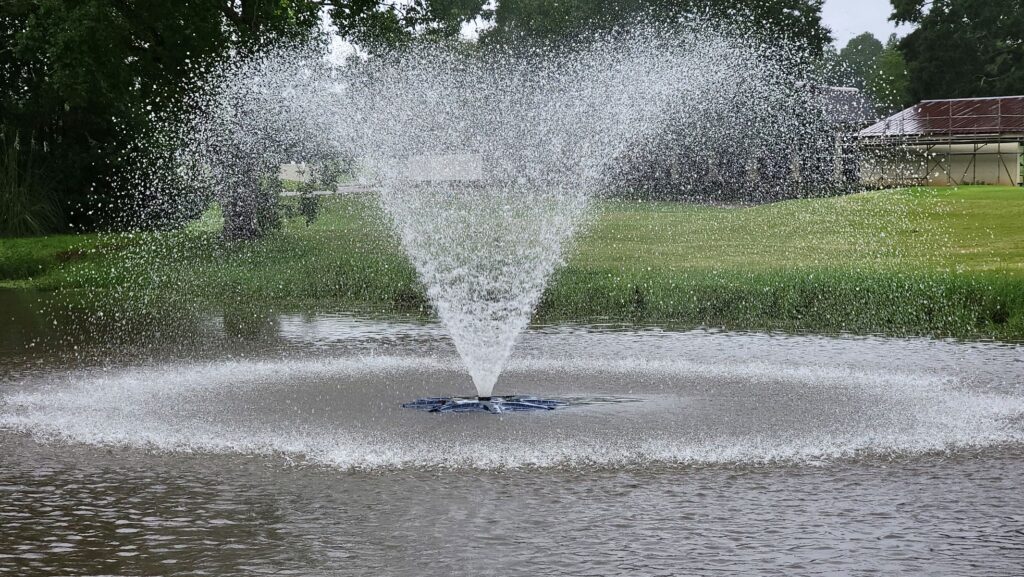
[802,85,877,191]
[859,96,1024,187]
[614,85,876,202]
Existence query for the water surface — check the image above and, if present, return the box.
[2,291,1023,575]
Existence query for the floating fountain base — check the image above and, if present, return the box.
[401,396,567,414]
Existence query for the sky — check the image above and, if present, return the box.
[822,0,916,48]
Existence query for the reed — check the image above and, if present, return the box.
[0,129,63,237]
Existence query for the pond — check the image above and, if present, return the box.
[2,288,1023,575]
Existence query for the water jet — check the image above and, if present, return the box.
[166,24,866,401]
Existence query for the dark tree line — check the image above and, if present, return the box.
[482,0,831,56]
[0,0,436,235]
[892,0,1024,101]
[800,0,1023,116]
[1,1,324,234]
[825,32,910,115]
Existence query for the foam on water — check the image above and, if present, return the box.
[3,349,1021,470]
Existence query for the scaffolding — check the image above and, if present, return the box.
[858,96,1024,187]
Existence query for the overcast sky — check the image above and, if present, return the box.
[822,0,916,48]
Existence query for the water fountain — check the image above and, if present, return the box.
[167,24,847,408]
[4,19,1024,577]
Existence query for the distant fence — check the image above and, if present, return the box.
[279,183,374,197]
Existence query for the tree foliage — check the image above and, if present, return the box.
[837,33,884,90]
[0,0,455,235]
[867,35,911,115]
[892,0,1024,99]
[830,32,910,115]
[0,1,334,233]
[482,0,832,55]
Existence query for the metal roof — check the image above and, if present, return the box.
[860,96,1024,141]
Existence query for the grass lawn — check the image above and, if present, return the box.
[2,185,1023,339]
[0,234,103,287]
[577,186,1024,274]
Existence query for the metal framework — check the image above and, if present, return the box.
[859,96,1024,187]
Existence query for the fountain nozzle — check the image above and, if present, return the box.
[401,396,567,414]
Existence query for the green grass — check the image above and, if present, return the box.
[542,186,1024,338]
[574,186,1024,275]
[3,185,1023,339]
[0,234,100,284]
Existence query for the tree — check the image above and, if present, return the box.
[0,1,333,234]
[830,32,910,115]
[330,0,488,50]
[891,0,1024,99]
[1,1,231,233]
[867,35,911,114]
[0,0,472,236]
[837,32,884,89]
[481,0,832,56]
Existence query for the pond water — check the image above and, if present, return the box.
[2,289,1023,575]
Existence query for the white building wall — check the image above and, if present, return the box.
[923,143,1022,186]
[859,148,929,187]
[862,142,1023,187]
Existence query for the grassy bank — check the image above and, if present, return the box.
[2,186,1023,339]
[0,234,101,286]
